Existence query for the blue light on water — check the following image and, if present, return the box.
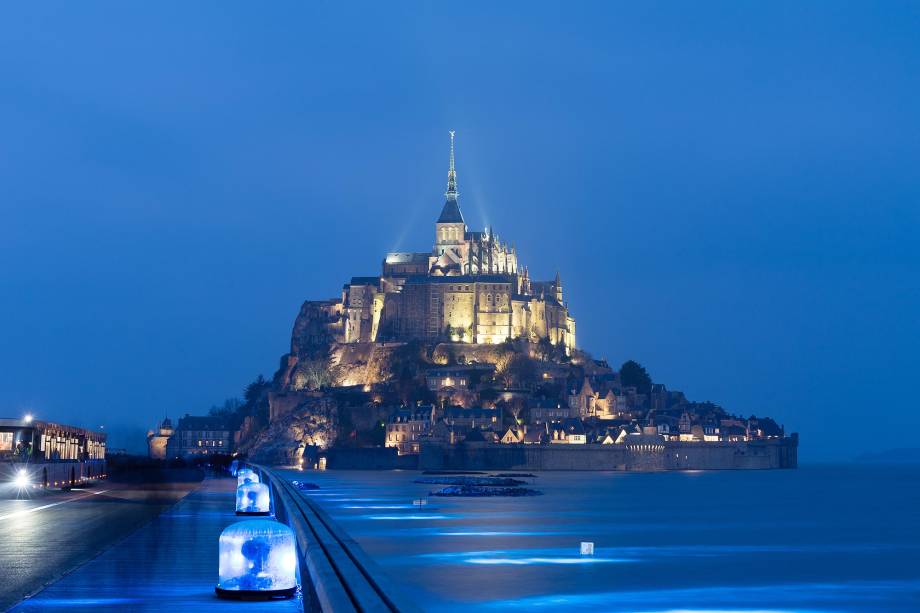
[416,547,635,566]
[341,504,416,509]
[328,498,390,502]
[438,531,563,537]
[365,514,452,520]
[466,556,625,566]
[477,580,920,610]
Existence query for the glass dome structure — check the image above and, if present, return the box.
[236,482,271,516]
[216,519,298,599]
[237,468,259,487]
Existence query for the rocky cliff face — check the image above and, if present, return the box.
[238,395,339,464]
[243,299,599,462]
[278,300,345,387]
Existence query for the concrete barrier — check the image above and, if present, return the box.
[253,465,419,613]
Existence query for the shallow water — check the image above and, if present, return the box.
[279,465,920,611]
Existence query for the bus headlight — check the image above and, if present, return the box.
[14,469,29,488]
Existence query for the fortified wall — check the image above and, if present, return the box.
[419,435,798,471]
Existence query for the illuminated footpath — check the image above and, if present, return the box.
[10,470,415,613]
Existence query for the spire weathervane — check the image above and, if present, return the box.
[445,130,458,199]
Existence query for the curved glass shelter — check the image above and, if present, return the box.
[236,482,271,516]
[216,519,298,599]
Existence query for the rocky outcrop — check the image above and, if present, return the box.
[279,300,346,387]
[239,395,339,464]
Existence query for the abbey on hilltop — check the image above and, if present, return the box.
[328,132,576,350]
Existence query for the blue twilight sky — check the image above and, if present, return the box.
[1,2,918,459]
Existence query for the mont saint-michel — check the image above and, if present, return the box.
[295,131,576,351]
[150,134,797,471]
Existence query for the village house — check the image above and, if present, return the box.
[425,364,495,392]
[549,418,587,444]
[499,423,549,445]
[385,405,435,455]
[443,406,500,431]
[529,400,571,424]
[165,414,238,459]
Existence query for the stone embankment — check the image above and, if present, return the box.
[418,435,798,471]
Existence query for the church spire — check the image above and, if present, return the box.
[445,130,458,199]
[437,130,464,224]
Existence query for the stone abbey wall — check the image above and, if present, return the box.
[418,436,798,471]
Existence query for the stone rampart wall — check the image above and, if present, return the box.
[419,436,798,471]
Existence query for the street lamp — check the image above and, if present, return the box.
[237,468,259,487]
[236,482,271,516]
[23,414,33,424]
[215,519,298,599]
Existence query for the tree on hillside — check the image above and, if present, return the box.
[209,397,243,416]
[496,352,537,389]
[244,375,270,403]
[293,359,341,391]
[619,360,652,395]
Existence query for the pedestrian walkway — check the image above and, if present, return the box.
[12,478,306,612]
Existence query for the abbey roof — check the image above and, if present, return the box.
[437,197,465,224]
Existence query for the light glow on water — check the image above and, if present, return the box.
[466,556,625,566]
[477,580,920,610]
[279,467,920,612]
[341,504,416,509]
[365,514,452,520]
[438,531,563,537]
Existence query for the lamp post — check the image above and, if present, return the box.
[23,414,35,463]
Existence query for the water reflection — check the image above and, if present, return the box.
[280,466,920,612]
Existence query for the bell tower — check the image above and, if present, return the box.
[431,131,468,275]
[435,131,466,251]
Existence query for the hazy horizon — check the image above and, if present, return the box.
[2,3,918,460]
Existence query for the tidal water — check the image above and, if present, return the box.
[280,465,920,612]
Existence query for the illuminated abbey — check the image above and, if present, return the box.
[325,133,576,351]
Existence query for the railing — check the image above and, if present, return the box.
[253,464,419,613]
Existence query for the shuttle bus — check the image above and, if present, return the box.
[0,417,106,489]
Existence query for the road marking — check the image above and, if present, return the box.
[0,489,112,522]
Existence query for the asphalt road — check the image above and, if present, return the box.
[0,471,201,611]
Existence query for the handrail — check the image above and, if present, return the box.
[253,465,419,613]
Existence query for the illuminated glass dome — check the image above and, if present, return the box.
[237,468,260,487]
[216,519,298,599]
[236,482,271,516]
